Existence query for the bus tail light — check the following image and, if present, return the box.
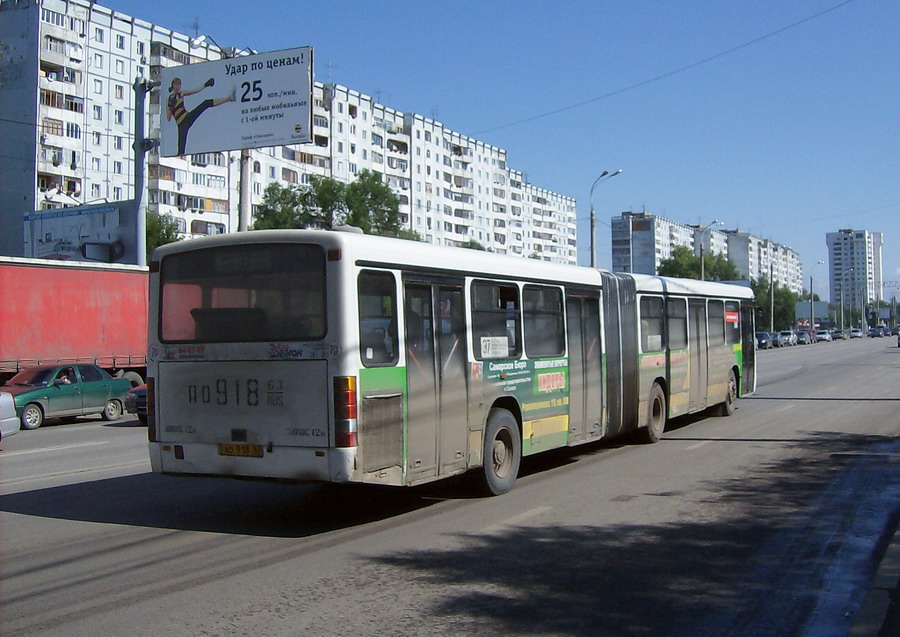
[146,377,157,442]
[333,376,358,447]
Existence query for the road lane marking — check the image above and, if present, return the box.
[685,440,713,450]
[2,441,108,457]
[481,506,552,534]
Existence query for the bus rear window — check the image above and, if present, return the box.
[159,243,326,343]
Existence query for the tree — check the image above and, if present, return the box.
[145,210,180,260]
[657,245,700,278]
[344,170,400,236]
[657,245,741,281]
[252,182,310,229]
[252,170,415,240]
[460,238,488,251]
[751,275,804,331]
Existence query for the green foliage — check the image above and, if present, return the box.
[252,171,416,240]
[656,245,741,281]
[460,239,488,251]
[751,275,804,331]
[145,210,180,260]
[344,170,400,235]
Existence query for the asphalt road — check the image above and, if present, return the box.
[1,337,898,636]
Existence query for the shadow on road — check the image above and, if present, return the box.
[364,431,900,636]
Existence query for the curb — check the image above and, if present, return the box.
[850,523,900,636]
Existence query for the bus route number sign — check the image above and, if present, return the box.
[187,378,285,408]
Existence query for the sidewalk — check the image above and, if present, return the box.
[850,522,899,636]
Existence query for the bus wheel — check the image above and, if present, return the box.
[718,370,737,417]
[635,383,666,444]
[477,408,522,496]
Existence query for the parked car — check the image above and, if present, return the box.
[850,328,863,338]
[778,330,798,346]
[756,331,774,349]
[797,331,812,345]
[815,329,832,342]
[125,384,147,424]
[1,364,132,430]
[0,391,20,440]
[868,326,886,338]
[832,329,848,340]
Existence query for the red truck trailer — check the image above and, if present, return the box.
[0,256,148,385]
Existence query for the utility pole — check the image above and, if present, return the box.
[132,77,160,267]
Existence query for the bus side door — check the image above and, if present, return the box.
[566,292,604,443]
[404,280,468,482]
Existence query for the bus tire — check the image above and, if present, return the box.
[635,383,666,444]
[476,408,522,496]
[718,370,737,417]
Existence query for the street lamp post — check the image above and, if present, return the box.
[699,220,725,281]
[809,260,824,331]
[589,169,622,268]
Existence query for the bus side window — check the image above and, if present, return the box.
[471,281,521,360]
[708,300,725,344]
[358,271,398,366]
[667,298,688,349]
[640,296,665,352]
[523,285,564,357]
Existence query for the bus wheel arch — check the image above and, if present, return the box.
[475,405,522,496]
[635,381,667,444]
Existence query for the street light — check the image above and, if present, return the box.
[699,220,725,281]
[589,169,622,268]
[809,260,824,331]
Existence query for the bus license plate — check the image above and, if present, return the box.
[218,443,264,458]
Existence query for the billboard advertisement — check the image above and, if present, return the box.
[23,201,140,265]
[159,46,313,156]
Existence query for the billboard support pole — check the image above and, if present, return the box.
[239,148,251,231]
[133,78,160,266]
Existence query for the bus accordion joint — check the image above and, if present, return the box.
[333,376,358,447]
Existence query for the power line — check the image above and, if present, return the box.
[474,0,856,135]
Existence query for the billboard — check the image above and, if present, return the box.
[159,46,313,156]
[23,201,140,265]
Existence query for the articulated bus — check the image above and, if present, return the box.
[147,229,755,495]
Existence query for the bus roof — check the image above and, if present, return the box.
[152,229,753,299]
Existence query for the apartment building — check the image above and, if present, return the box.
[0,0,576,263]
[611,211,803,293]
[826,228,884,311]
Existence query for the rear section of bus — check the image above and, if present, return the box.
[147,236,357,484]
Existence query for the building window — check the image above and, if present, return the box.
[116,34,126,50]
[115,84,124,100]
[114,110,124,125]
[93,79,103,94]
[113,161,123,174]
[114,136,124,150]
[94,27,104,43]
[113,187,123,199]
[92,105,102,120]
[65,122,81,139]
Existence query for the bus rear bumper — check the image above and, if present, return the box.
[148,442,355,484]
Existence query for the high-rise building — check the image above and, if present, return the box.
[826,229,884,315]
[610,211,803,293]
[0,0,576,263]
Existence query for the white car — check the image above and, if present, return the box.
[815,329,832,342]
[778,330,798,346]
[0,391,20,440]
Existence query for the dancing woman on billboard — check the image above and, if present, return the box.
[166,77,235,155]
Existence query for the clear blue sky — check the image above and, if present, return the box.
[107,0,900,300]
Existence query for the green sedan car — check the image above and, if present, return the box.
[1,364,132,430]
